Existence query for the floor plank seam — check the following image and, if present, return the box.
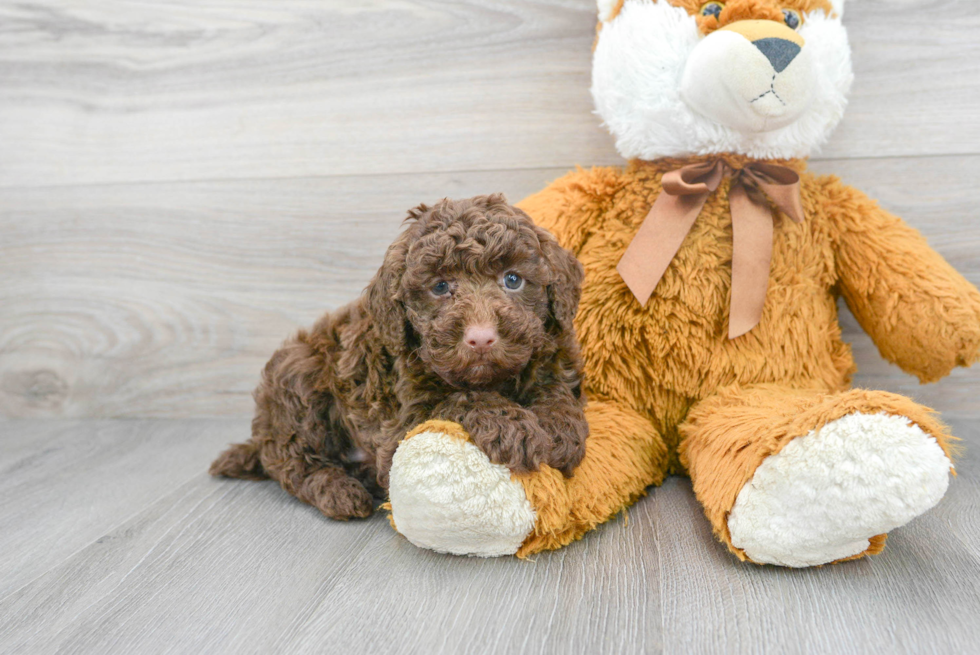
[654,508,667,655]
[68,484,237,643]
[2,152,979,195]
[0,469,219,607]
[265,518,394,651]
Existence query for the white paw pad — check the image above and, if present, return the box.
[388,430,536,557]
[728,412,951,567]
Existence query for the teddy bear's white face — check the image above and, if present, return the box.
[592,0,853,160]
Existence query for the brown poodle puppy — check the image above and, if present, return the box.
[210,194,588,519]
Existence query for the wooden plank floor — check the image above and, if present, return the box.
[2,1,980,653]
[1,416,978,655]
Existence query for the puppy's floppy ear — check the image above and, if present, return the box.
[534,224,584,338]
[365,209,421,355]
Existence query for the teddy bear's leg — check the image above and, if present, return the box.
[680,385,956,567]
[387,400,669,557]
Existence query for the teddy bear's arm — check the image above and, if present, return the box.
[517,167,623,255]
[823,177,980,383]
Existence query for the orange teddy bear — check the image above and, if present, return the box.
[385,0,980,566]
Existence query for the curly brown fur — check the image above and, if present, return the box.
[209,194,588,519]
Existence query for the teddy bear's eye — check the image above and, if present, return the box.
[782,8,802,30]
[700,2,724,19]
[431,280,451,296]
[502,272,524,291]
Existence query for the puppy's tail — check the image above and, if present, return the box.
[209,442,268,480]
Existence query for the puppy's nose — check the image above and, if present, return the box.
[464,325,498,354]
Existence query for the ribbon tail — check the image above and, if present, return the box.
[753,178,805,224]
[617,190,709,305]
[728,183,774,339]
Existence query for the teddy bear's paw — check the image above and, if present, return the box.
[727,412,952,568]
[387,422,536,557]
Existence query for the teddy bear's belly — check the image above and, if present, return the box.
[574,214,854,430]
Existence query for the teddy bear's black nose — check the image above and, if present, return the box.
[753,38,801,73]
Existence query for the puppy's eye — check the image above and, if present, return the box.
[782,8,802,30]
[502,272,524,291]
[431,280,451,296]
[700,1,724,19]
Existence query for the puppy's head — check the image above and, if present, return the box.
[593,0,852,160]
[366,194,583,389]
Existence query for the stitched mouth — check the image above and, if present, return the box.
[749,74,786,107]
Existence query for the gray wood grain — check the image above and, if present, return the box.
[1,0,979,651]
[651,416,980,655]
[0,419,247,598]
[0,475,391,655]
[0,0,612,188]
[3,157,979,419]
[0,436,662,655]
[277,495,661,655]
[0,168,566,418]
[0,417,976,655]
[0,0,977,189]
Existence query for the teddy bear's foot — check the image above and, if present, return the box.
[727,412,952,567]
[387,420,536,557]
[389,401,673,558]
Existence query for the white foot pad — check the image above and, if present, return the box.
[388,430,536,557]
[728,412,951,567]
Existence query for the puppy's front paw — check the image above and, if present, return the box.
[466,411,551,475]
[549,449,584,479]
[434,391,550,474]
[541,420,588,478]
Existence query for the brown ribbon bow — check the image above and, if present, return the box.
[616,160,805,339]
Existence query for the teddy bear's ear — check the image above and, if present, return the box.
[597,0,624,23]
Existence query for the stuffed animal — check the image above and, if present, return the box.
[385,0,980,566]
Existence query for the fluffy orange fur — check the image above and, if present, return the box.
[504,156,980,559]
